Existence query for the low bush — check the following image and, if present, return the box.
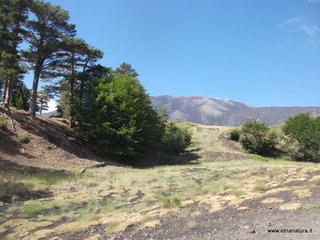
[17,135,30,144]
[228,128,240,141]
[239,119,278,156]
[161,123,192,155]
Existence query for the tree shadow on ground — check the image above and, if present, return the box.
[0,159,77,203]
[0,131,35,158]
[123,147,202,168]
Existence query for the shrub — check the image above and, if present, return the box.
[239,119,278,156]
[17,135,30,144]
[161,123,192,155]
[282,113,320,162]
[0,115,7,130]
[229,128,240,141]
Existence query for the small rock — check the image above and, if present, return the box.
[251,229,256,233]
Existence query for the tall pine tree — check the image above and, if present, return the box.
[0,0,29,109]
[22,0,75,119]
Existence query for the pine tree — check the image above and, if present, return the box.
[22,0,75,119]
[0,0,29,109]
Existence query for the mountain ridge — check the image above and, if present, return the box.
[151,95,320,126]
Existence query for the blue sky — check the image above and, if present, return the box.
[35,0,320,107]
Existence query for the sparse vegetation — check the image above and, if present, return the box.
[161,196,182,208]
[0,115,7,130]
[254,182,268,191]
[186,220,197,229]
[22,204,45,215]
[17,135,30,144]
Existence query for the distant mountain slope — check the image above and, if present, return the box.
[151,95,320,126]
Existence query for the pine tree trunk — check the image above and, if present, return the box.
[29,68,40,120]
[3,79,12,110]
[69,53,75,128]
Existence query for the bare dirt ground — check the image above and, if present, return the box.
[0,108,319,240]
[0,107,114,168]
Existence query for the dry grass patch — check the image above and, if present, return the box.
[237,206,249,211]
[279,203,302,211]
[261,198,284,204]
[254,182,268,191]
[142,220,161,229]
[292,189,312,199]
[190,210,202,217]
[82,234,102,240]
[263,187,291,196]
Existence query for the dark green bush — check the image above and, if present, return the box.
[282,113,320,162]
[239,119,278,156]
[17,135,30,144]
[229,128,240,141]
[161,123,192,155]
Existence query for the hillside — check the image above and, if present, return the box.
[1,111,320,240]
[0,107,113,169]
[151,95,320,126]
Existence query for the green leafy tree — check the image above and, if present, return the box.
[22,0,75,119]
[77,73,162,158]
[0,0,29,109]
[282,113,320,162]
[239,119,278,156]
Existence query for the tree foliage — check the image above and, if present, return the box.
[161,123,192,155]
[282,113,320,162]
[0,0,29,109]
[239,119,278,156]
[22,0,75,119]
[76,72,163,158]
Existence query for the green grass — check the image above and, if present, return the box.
[302,204,318,210]
[22,204,45,214]
[230,189,247,196]
[17,135,30,144]
[186,220,197,229]
[254,182,268,191]
[161,196,181,208]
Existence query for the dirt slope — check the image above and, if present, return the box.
[0,107,112,168]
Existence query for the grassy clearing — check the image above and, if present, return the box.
[1,123,320,239]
